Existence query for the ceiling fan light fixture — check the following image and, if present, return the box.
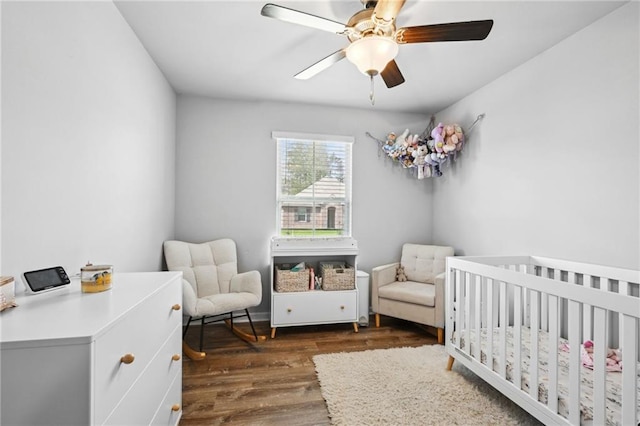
[345,35,398,76]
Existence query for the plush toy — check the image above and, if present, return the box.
[582,340,623,371]
[442,125,457,154]
[412,144,428,165]
[454,125,465,151]
[412,144,429,179]
[401,155,414,168]
[431,122,445,154]
[406,133,419,150]
[425,152,447,177]
[383,132,396,153]
[396,265,407,282]
[442,124,465,154]
[395,129,410,149]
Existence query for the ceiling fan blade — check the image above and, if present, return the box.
[294,49,347,80]
[372,0,406,26]
[380,60,405,88]
[396,20,494,44]
[261,3,346,34]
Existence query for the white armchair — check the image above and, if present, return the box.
[371,244,454,344]
[163,239,263,359]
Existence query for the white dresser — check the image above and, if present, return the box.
[0,271,183,426]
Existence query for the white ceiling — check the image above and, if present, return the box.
[114,0,626,113]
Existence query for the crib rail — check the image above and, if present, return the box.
[445,255,640,426]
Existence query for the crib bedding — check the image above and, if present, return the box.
[457,327,640,426]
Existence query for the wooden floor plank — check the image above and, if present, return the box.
[180,316,436,424]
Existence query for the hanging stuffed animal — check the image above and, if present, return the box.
[425,152,447,177]
[412,144,429,179]
[431,122,445,154]
[383,132,396,153]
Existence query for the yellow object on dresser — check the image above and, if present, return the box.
[81,263,113,293]
[0,276,17,311]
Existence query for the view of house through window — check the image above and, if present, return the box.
[274,132,353,237]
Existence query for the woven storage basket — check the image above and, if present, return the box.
[275,264,309,292]
[321,262,355,291]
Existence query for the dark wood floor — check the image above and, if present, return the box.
[180,316,438,425]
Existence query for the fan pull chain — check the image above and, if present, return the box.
[369,74,375,105]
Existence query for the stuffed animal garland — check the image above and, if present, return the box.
[380,122,465,179]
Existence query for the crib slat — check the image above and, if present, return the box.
[621,314,638,426]
[464,272,472,356]
[606,278,615,348]
[592,307,607,426]
[541,267,550,331]
[567,300,581,425]
[480,276,487,328]
[547,294,559,414]
[455,269,463,348]
[513,285,522,391]
[474,275,482,361]
[446,266,454,346]
[523,264,531,328]
[529,290,540,401]
[582,274,593,342]
[492,276,500,327]
[486,278,494,369]
[618,281,628,351]
[499,280,507,379]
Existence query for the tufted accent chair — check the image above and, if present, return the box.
[371,244,454,344]
[163,239,263,357]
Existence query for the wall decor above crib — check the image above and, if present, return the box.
[367,114,484,179]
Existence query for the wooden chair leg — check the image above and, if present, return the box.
[199,317,205,352]
[437,328,444,344]
[183,340,206,361]
[245,309,259,341]
[223,318,267,343]
[183,316,193,338]
[446,355,455,371]
[375,313,380,328]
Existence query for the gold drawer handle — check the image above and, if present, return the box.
[287,308,292,313]
[171,404,180,412]
[120,353,135,364]
[172,304,181,311]
[172,354,181,361]
[340,305,345,310]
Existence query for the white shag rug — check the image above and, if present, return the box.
[313,344,542,426]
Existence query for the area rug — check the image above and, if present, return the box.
[313,344,541,426]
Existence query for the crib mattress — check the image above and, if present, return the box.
[457,327,640,426]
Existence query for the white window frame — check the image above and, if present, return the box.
[273,131,354,239]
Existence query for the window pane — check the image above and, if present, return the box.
[276,136,351,238]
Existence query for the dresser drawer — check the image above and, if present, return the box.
[150,370,182,426]
[94,280,182,423]
[103,325,182,426]
[272,291,357,326]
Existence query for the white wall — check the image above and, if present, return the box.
[175,96,432,311]
[1,1,176,278]
[433,2,639,269]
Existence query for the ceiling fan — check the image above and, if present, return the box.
[261,0,493,100]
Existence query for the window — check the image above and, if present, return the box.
[296,207,311,222]
[274,132,353,238]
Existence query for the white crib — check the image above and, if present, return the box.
[445,255,639,425]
